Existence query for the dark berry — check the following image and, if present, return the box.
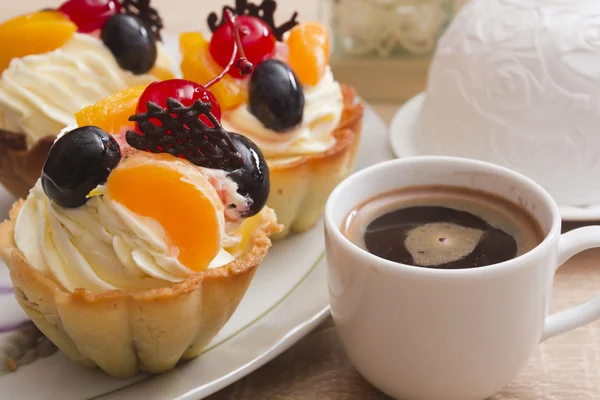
[248,59,305,132]
[227,133,269,217]
[42,126,121,208]
[101,14,157,75]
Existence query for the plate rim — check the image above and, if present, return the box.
[389,92,600,221]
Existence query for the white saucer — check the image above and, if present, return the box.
[389,93,600,222]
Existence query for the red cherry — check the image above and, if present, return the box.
[210,16,275,79]
[137,80,221,128]
[133,11,254,131]
[59,0,121,33]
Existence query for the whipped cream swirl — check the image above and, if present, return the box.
[222,68,343,158]
[0,33,175,147]
[15,180,236,294]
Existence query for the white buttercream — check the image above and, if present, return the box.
[0,33,174,147]
[222,67,343,158]
[201,167,250,221]
[15,177,235,294]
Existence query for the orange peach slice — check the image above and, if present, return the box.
[0,11,77,73]
[106,152,223,272]
[75,86,146,134]
[149,65,176,81]
[286,22,330,86]
[180,32,247,111]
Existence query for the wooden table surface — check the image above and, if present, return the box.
[6,1,600,399]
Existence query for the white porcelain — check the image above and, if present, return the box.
[325,156,600,400]
[391,93,600,221]
[389,92,423,160]
[415,0,600,207]
[557,203,600,221]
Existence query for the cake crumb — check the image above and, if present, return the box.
[7,358,17,372]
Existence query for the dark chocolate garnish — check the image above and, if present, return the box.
[208,0,299,41]
[120,0,163,41]
[126,99,244,171]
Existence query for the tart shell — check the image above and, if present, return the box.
[267,85,364,239]
[0,201,281,378]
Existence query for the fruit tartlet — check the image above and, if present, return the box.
[0,0,177,199]
[180,0,364,239]
[0,25,280,377]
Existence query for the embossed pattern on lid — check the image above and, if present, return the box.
[416,0,600,206]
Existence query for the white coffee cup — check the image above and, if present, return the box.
[324,156,600,400]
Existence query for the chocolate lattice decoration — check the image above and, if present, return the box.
[208,0,299,41]
[120,0,163,41]
[126,99,244,171]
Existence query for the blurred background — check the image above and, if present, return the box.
[9,0,465,103]
[5,1,319,42]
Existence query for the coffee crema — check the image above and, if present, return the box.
[342,186,544,270]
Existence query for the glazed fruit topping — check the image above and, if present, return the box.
[101,14,157,75]
[106,152,222,271]
[139,11,251,125]
[249,59,305,132]
[55,0,164,74]
[180,32,247,111]
[138,79,221,122]
[287,22,330,86]
[57,0,163,39]
[0,11,77,73]
[58,0,121,33]
[126,89,270,216]
[210,15,275,79]
[75,85,145,134]
[208,10,256,80]
[126,98,244,171]
[208,0,298,41]
[42,126,121,208]
[227,133,270,217]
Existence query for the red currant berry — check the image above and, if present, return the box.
[59,0,121,33]
[210,16,275,79]
[137,79,221,128]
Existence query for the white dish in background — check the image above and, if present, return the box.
[390,93,600,221]
[417,0,600,207]
[0,104,392,400]
[389,92,424,160]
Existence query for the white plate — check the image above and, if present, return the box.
[0,105,392,400]
[389,92,600,221]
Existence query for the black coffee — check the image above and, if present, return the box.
[342,186,544,270]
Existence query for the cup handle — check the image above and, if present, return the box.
[541,226,600,342]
